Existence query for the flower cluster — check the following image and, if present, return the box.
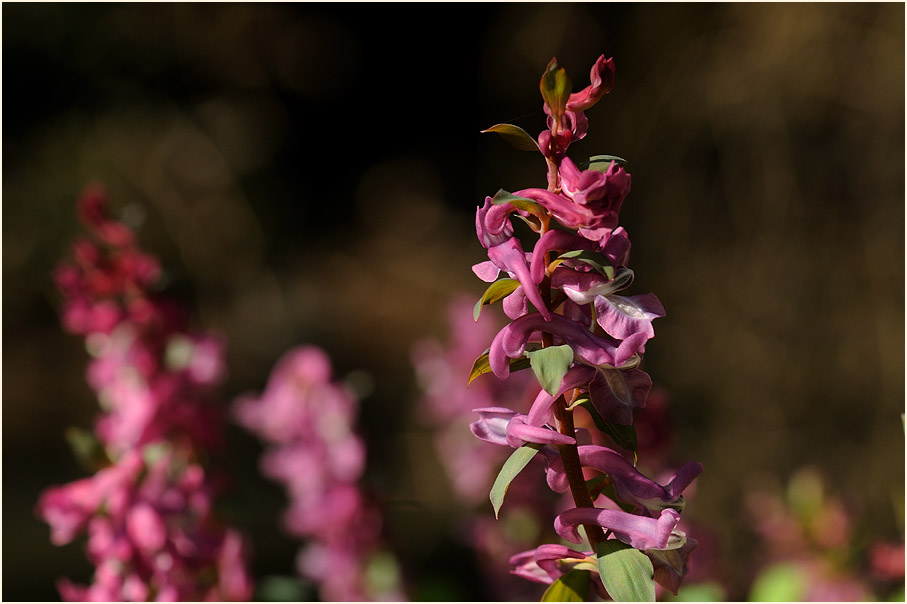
[414,297,564,600]
[746,467,905,601]
[469,57,702,599]
[37,186,253,601]
[234,346,405,601]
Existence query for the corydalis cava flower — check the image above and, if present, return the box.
[37,186,253,601]
[470,57,703,601]
[233,346,405,602]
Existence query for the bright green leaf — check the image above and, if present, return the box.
[541,569,591,602]
[474,278,520,321]
[552,250,616,280]
[577,400,638,454]
[582,154,629,173]
[527,344,574,396]
[467,352,532,386]
[540,58,572,123]
[482,123,540,151]
[596,540,656,602]
[490,443,542,518]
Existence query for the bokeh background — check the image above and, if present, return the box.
[3,2,904,601]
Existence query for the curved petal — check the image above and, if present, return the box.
[594,293,665,341]
[566,55,616,112]
[506,415,575,447]
[554,507,680,551]
[488,313,646,379]
[469,407,516,446]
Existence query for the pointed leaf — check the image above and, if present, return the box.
[527,344,574,396]
[596,540,656,602]
[541,568,591,602]
[551,250,616,280]
[540,58,572,123]
[490,443,542,518]
[474,278,520,321]
[582,154,629,173]
[482,123,540,151]
[577,400,638,455]
[468,352,532,386]
[65,427,111,471]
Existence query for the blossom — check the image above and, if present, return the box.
[38,186,253,601]
[234,345,404,601]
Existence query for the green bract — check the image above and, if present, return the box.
[596,540,656,602]
[489,443,542,518]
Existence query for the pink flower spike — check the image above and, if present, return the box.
[554,507,681,551]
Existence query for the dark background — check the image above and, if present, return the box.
[3,3,904,601]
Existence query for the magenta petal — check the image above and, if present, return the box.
[588,368,652,426]
[566,55,616,112]
[502,286,528,320]
[594,293,665,341]
[472,261,500,283]
[487,238,551,321]
[554,507,681,551]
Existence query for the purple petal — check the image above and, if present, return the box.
[594,293,665,341]
[555,507,681,551]
[469,407,516,446]
[488,313,646,380]
[506,415,575,447]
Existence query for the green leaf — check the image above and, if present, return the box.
[540,58,572,123]
[490,443,542,518]
[474,278,520,321]
[541,569,591,602]
[482,123,540,151]
[552,250,616,280]
[582,154,629,173]
[596,540,656,602]
[577,400,638,454]
[527,344,574,396]
[467,352,532,386]
[747,563,807,602]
